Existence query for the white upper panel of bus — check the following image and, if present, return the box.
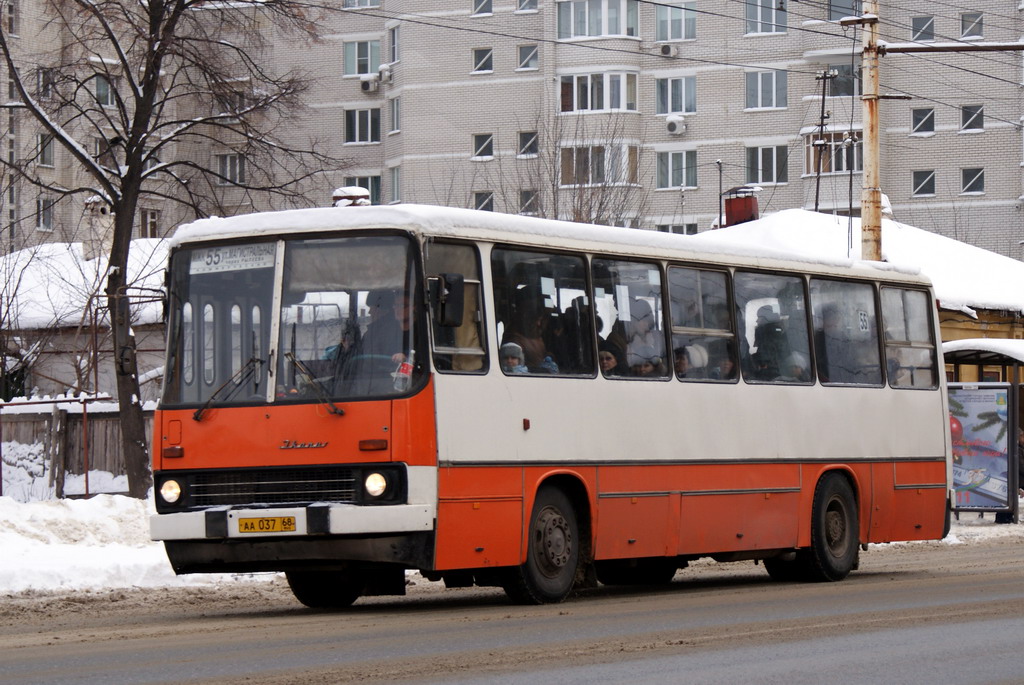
[171,204,929,285]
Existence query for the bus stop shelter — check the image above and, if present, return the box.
[942,339,1023,524]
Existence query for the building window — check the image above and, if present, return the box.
[216,153,245,185]
[655,76,696,114]
[829,0,860,21]
[556,0,639,39]
[95,75,114,107]
[911,108,934,135]
[961,168,984,194]
[519,189,538,214]
[656,2,696,41]
[472,133,494,159]
[36,69,55,99]
[472,0,492,14]
[961,12,982,39]
[560,144,638,186]
[37,134,54,167]
[912,170,935,196]
[805,132,861,175]
[35,196,54,231]
[474,191,494,211]
[389,166,401,203]
[745,0,786,34]
[140,208,160,238]
[344,40,381,75]
[518,131,538,157]
[4,0,17,35]
[746,145,788,184]
[560,72,638,112]
[745,70,787,109]
[518,44,539,70]
[518,0,537,10]
[345,108,380,143]
[389,97,400,133]
[388,26,400,63]
[911,16,934,41]
[656,150,697,188]
[342,0,378,6]
[472,48,493,73]
[829,64,861,97]
[960,105,983,131]
[344,175,381,204]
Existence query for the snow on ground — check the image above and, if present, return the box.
[1,440,1021,595]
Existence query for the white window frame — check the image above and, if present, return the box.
[344,40,381,76]
[656,76,696,114]
[345,108,381,143]
[389,97,400,133]
[556,0,639,39]
[519,189,538,214]
[95,75,114,107]
[35,195,54,232]
[342,0,378,7]
[912,170,935,197]
[344,175,381,204]
[37,133,54,167]
[560,143,639,186]
[472,133,494,159]
[388,26,400,63]
[961,167,984,194]
[140,208,160,238]
[745,0,786,34]
[744,70,787,109]
[911,108,934,135]
[518,131,538,157]
[216,153,245,185]
[474,191,494,211]
[656,2,696,42]
[518,44,539,70]
[960,105,984,132]
[804,132,861,175]
[389,166,401,203]
[561,72,638,112]
[656,150,697,189]
[746,145,788,184]
[517,0,538,11]
[961,12,982,39]
[472,0,492,15]
[472,48,494,73]
[4,0,17,36]
[829,0,860,21]
[911,16,934,42]
[828,64,861,97]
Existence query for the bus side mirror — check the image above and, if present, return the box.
[429,273,465,328]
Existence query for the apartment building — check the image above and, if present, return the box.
[292,0,1024,258]
[3,0,1022,260]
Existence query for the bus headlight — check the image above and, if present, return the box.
[364,472,388,498]
[160,479,182,504]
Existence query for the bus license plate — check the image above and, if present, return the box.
[237,516,296,534]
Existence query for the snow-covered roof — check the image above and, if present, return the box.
[943,339,1024,365]
[691,209,1024,318]
[0,239,167,330]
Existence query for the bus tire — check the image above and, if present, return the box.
[805,472,859,582]
[503,486,580,604]
[285,569,365,609]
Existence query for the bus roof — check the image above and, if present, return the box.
[171,204,930,285]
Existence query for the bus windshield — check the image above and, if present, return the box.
[162,234,422,408]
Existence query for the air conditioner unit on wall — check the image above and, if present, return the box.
[360,78,379,93]
[660,44,678,58]
[666,114,686,136]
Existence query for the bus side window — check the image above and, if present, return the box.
[592,258,668,379]
[735,271,812,384]
[880,287,938,389]
[425,241,487,373]
[810,279,883,386]
[492,248,594,375]
[668,266,737,382]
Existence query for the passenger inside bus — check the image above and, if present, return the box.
[625,299,665,371]
[502,290,559,374]
[359,290,401,358]
[598,340,627,376]
[499,342,529,375]
[751,305,787,380]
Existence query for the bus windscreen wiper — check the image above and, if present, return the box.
[284,352,345,416]
[192,357,265,421]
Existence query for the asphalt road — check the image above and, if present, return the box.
[1,535,1021,685]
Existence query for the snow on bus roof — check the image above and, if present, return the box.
[172,204,916,278]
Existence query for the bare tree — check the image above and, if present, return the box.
[0,0,344,496]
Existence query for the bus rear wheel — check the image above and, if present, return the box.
[285,568,365,609]
[503,486,580,604]
[805,472,859,582]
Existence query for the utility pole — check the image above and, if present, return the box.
[813,70,836,212]
[841,4,1024,261]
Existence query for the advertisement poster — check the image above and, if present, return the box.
[948,384,1011,510]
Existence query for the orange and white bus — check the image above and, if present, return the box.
[150,204,952,607]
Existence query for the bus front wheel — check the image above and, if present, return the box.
[503,486,580,604]
[285,568,365,609]
[805,472,859,582]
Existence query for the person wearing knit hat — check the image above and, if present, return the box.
[500,342,528,374]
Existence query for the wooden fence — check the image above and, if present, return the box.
[1,408,153,495]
